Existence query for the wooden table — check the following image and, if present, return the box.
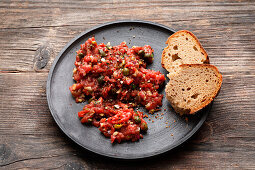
[1,0,254,169]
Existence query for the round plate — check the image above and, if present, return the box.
[46,20,210,159]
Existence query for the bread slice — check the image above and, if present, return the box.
[165,64,222,115]
[162,30,209,74]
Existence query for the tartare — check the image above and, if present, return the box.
[70,37,165,143]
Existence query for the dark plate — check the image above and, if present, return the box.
[46,20,210,159]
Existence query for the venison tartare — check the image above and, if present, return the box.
[70,37,165,143]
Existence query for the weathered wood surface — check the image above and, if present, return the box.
[0,0,255,169]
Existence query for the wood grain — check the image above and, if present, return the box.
[0,0,255,169]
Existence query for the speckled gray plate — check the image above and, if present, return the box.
[46,20,210,159]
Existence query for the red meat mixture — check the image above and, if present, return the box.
[70,37,165,143]
[78,97,148,143]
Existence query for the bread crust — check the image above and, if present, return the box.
[161,30,210,70]
[161,47,168,69]
[162,30,222,115]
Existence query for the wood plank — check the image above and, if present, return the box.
[0,134,255,169]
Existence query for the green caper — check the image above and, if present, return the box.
[144,53,154,63]
[148,56,154,63]
[114,124,123,129]
[97,75,105,84]
[87,118,93,123]
[134,116,141,123]
[144,53,151,58]
[78,53,84,58]
[141,122,148,131]
[99,49,106,57]
[123,68,129,76]
[131,84,136,90]
[138,50,145,56]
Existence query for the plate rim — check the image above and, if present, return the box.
[46,20,209,159]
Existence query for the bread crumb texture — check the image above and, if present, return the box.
[162,30,209,74]
[166,64,222,115]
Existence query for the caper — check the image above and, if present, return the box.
[138,50,145,56]
[141,122,148,131]
[144,53,151,58]
[131,84,136,90]
[147,56,154,63]
[123,68,129,76]
[144,53,154,63]
[114,124,123,129]
[97,75,105,84]
[78,53,84,58]
[134,116,141,123]
[94,100,100,105]
[87,118,93,123]
[99,49,106,57]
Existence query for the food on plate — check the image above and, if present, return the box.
[161,30,209,76]
[162,30,222,115]
[165,64,222,115]
[78,97,148,143]
[70,37,165,143]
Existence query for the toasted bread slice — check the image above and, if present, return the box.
[165,64,222,115]
[162,30,209,73]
